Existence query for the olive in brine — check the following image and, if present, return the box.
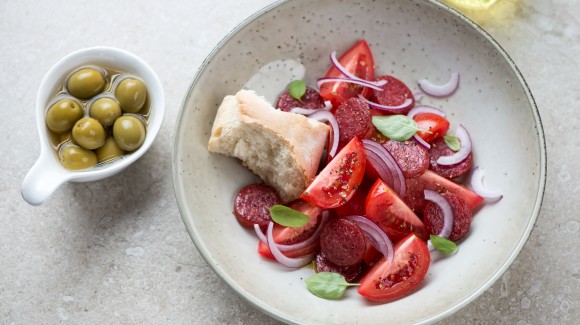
[72,117,106,150]
[67,68,106,99]
[115,78,147,113]
[60,145,97,170]
[113,115,146,151]
[45,98,83,133]
[90,97,122,126]
[96,137,125,163]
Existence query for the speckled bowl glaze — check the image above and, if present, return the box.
[173,0,546,324]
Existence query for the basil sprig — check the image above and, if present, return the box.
[269,205,310,227]
[430,235,458,254]
[305,272,359,300]
[444,135,460,151]
[288,80,307,101]
[372,115,421,141]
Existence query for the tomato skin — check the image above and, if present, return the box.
[413,113,450,143]
[358,233,430,302]
[301,137,366,209]
[365,178,428,242]
[257,200,322,260]
[319,40,376,107]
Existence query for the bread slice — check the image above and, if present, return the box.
[208,89,329,202]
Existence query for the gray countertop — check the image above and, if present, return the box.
[1,0,578,323]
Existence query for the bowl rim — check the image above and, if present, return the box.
[172,0,547,323]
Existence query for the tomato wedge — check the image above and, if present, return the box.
[413,113,450,143]
[358,233,430,302]
[301,137,366,209]
[365,178,428,242]
[319,40,376,107]
[257,200,322,260]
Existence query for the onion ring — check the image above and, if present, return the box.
[424,190,454,239]
[344,215,394,264]
[329,51,388,88]
[266,221,315,268]
[418,72,460,97]
[362,139,406,198]
[357,94,414,114]
[407,105,446,119]
[308,110,340,157]
[317,77,385,91]
[436,124,472,166]
[413,133,431,149]
[470,166,503,202]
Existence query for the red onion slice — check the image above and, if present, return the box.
[289,107,321,116]
[407,105,446,119]
[323,100,333,111]
[470,166,503,202]
[413,133,431,149]
[436,124,472,166]
[329,51,388,88]
[362,139,406,198]
[344,215,394,264]
[276,211,329,252]
[365,150,395,188]
[357,94,414,114]
[308,110,339,157]
[413,92,424,101]
[266,221,315,268]
[254,224,268,244]
[418,72,460,97]
[317,77,385,91]
[424,190,454,239]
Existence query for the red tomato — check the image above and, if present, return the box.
[334,178,372,217]
[301,137,366,209]
[413,113,450,143]
[404,170,484,212]
[257,200,322,260]
[358,233,430,302]
[319,40,376,107]
[365,178,428,242]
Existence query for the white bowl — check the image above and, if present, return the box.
[173,0,546,324]
[21,47,164,206]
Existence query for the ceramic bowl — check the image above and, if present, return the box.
[173,0,546,324]
[21,46,164,206]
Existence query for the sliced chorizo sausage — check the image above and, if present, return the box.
[423,192,472,242]
[276,87,325,112]
[320,218,366,267]
[233,183,281,228]
[334,97,372,149]
[428,137,473,179]
[382,140,429,179]
[315,252,364,283]
[370,75,415,115]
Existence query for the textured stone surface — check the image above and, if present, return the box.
[0,0,578,324]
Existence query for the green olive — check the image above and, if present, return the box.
[96,136,125,163]
[113,115,146,151]
[67,68,106,99]
[115,78,147,113]
[71,117,106,150]
[90,97,122,126]
[60,145,97,170]
[45,99,84,133]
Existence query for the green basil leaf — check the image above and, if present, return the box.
[430,235,458,254]
[288,80,307,101]
[305,272,359,300]
[372,115,419,141]
[444,135,461,151]
[269,205,310,227]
